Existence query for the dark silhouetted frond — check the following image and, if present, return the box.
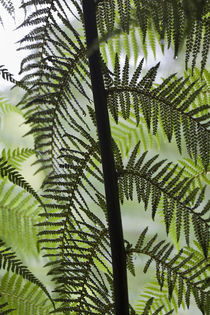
[106,56,210,170]
[116,144,209,256]
[0,66,15,83]
[0,158,46,212]
[130,229,210,315]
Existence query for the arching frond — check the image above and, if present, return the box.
[0,148,35,171]
[0,97,22,129]
[128,228,209,315]
[0,158,45,211]
[0,240,53,306]
[0,180,42,257]
[36,132,115,314]
[97,0,209,72]
[16,0,92,177]
[106,56,210,170]
[0,272,54,315]
[116,143,209,256]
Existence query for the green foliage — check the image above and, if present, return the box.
[0,273,53,315]
[135,240,209,315]
[0,0,209,314]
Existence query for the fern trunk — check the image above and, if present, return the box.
[82,1,129,314]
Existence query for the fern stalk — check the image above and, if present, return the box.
[82,1,129,314]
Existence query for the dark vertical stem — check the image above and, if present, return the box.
[82,1,129,314]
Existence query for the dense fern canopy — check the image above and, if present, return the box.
[0,0,209,314]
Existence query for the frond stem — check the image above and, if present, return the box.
[82,1,129,314]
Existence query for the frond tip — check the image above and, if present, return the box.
[0,158,46,213]
[129,228,209,314]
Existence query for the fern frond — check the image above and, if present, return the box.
[35,131,115,313]
[0,272,54,315]
[0,148,35,171]
[0,180,42,257]
[135,282,174,315]
[116,145,209,255]
[0,66,15,83]
[0,240,53,306]
[176,157,210,190]
[107,57,210,170]
[0,158,45,212]
[0,98,22,129]
[97,0,209,71]
[130,229,209,314]
[0,0,14,17]
[16,0,92,176]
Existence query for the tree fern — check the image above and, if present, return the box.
[0,0,209,314]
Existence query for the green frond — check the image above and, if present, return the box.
[3,1,208,314]
[0,148,35,171]
[106,57,210,170]
[0,98,22,129]
[0,158,45,212]
[0,273,54,315]
[35,133,114,313]
[0,180,42,257]
[0,297,14,314]
[117,147,209,255]
[130,229,209,314]
[176,157,210,190]
[97,0,209,71]
[0,240,53,307]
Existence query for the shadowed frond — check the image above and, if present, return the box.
[97,0,209,72]
[128,228,209,315]
[116,143,209,256]
[106,56,210,170]
[35,132,115,314]
[0,66,15,83]
[0,0,15,17]
[16,0,92,177]
[0,158,45,211]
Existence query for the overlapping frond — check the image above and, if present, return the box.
[0,272,53,315]
[16,0,91,176]
[0,240,53,306]
[0,158,45,211]
[136,242,209,314]
[176,157,210,190]
[5,0,209,314]
[115,142,209,256]
[0,148,34,170]
[36,131,115,313]
[128,229,209,315]
[0,180,42,256]
[97,0,209,72]
[105,55,210,170]
[0,298,14,314]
